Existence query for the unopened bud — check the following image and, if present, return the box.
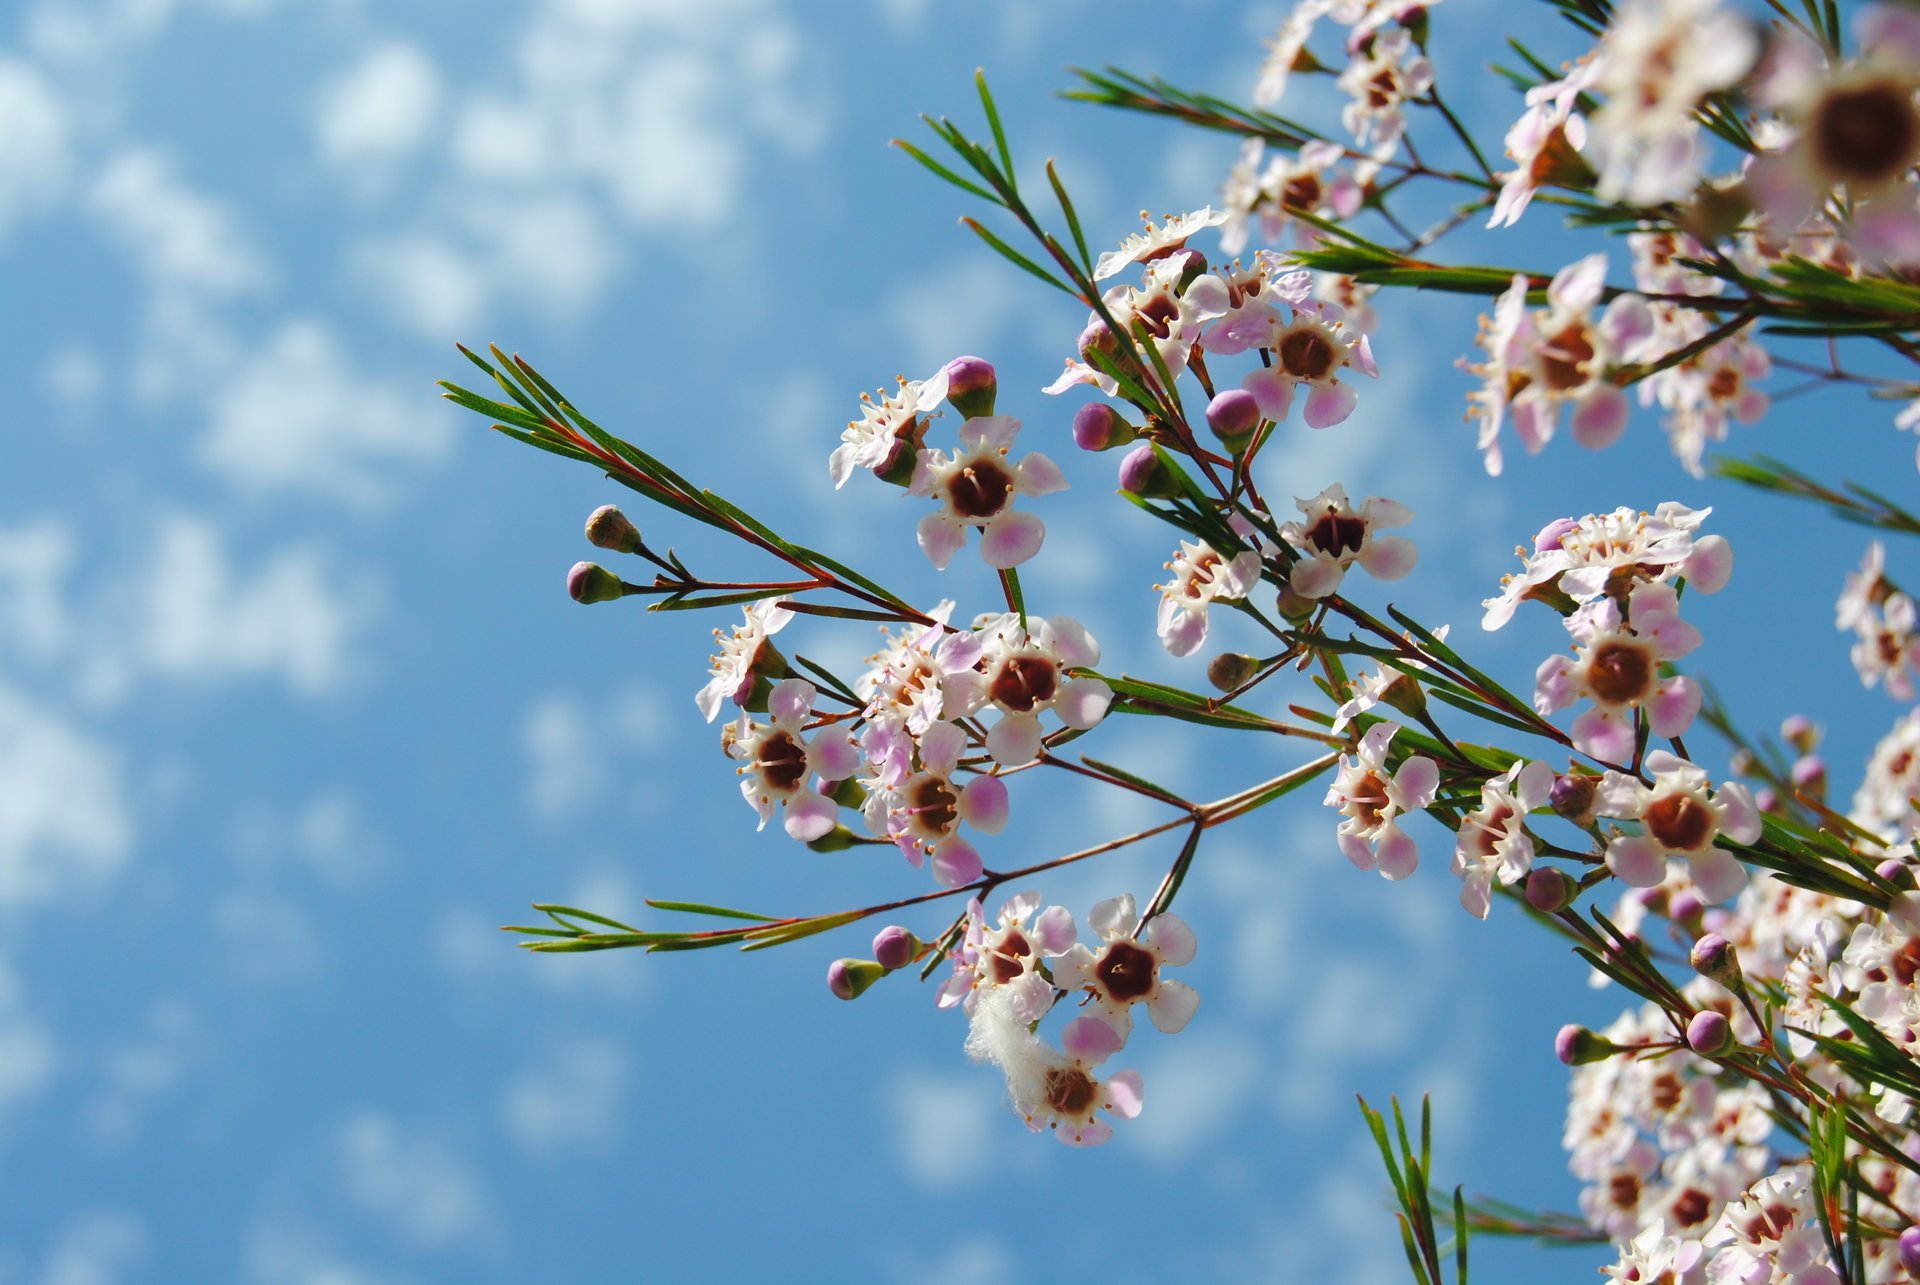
[1524,867,1576,914]
[1878,858,1916,890]
[1207,652,1261,692]
[1669,890,1704,926]
[1205,389,1261,442]
[872,925,922,971]
[827,958,886,1000]
[1780,714,1818,753]
[1755,786,1780,813]
[1072,402,1137,452]
[1790,755,1825,790]
[584,505,644,554]
[1378,673,1427,720]
[1899,1225,1920,1274]
[943,355,997,418]
[1550,773,1597,824]
[1118,443,1179,498]
[1686,1009,1733,1056]
[1729,748,1755,776]
[1276,585,1318,622]
[806,825,859,853]
[567,561,627,604]
[1555,1024,1617,1066]
[1690,933,1744,992]
[1680,181,1752,241]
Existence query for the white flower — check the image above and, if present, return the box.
[1092,207,1229,282]
[1156,539,1262,656]
[936,890,1077,1019]
[1699,1165,1840,1285]
[864,720,1007,887]
[909,415,1066,570]
[1452,759,1555,918]
[964,989,1143,1147]
[1851,707,1920,840]
[696,598,793,722]
[1535,582,1704,762]
[727,678,860,842]
[1325,721,1440,878]
[830,368,950,488]
[1253,0,1336,108]
[1488,60,1596,229]
[1482,503,1730,631]
[1280,483,1416,598]
[1337,27,1433,149]
[1052,893,1200,1039]
[941,614,1114,765]
[1240,298,1379,429]
[1595,751,1762,900]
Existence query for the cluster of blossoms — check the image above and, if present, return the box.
[1839,541,1920,702]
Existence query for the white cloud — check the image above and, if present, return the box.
[315,42,442,171]
[198,320,456,505]
[1125,1031,1262,1161]
[86,150,265,298]
[501,1038,625,1153]
[337,1112,489,1248]
[45,346,107,412]
[232,791,383,888]
[87,997,201,1144]
[0,521,78,660]
[37,1211,145,1285]
[347,234,488,339]
[0,59,73,243]
[242,1216,404,1285]
[0,958,58,1135]
[886,1072,995,1188]
[0,681,131,908]
[522,686,664,821]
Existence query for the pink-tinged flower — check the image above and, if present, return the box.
[1464,256,1656,475]
[1315,271,1379,334]
[1853,707,1920,841]
[936,890,1076,1020]
[1836,541,1888,633]
[1280,483,1416,599]
[1850,590,1920,701]
[1638,318,1771,477]
[1052,893,1199,1039]
[1218,139,1365,256]
[909,415,1066,571]
[942,614,1114,765]
[1481,503,1730,630]
[1156,539,1263,657]
[1333,624,1448,731]
[726,679,861,842]
[1337,27,1432,150]
[1452,759,1555,919]
[964,990,1143,1147]
[1595,751,1761,899]
[1093,207,1230,282]
[865,720,1008,887]
[1326,721,1440,878]
[1602,1221,1706,1285]
[1585,0,1758,204]
[855,602,957,783]
[1488,61,1597,229]
[1535,582,1704,762]
[1241,299,1378,428]
[1700,1166,1840,1285]
[1253,0,1335,108]
[696,598,793,722]
[831,368,951,488]
[1044,254,1230,396]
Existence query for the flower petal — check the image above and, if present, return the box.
[916,512,966,570]
[1146,978,1200,1033]
[1032,905,1077,956]
[931,838,983,887]
[1055,677,1114,729]
[1606,834,1668,887]
[1088,895,1134,940]
[978,511,1046,569]
[783,792,838,843]
[958,775,1010,833]
[985,712,1043,765]
[1688,848,1748,903]
[1142,913,1196,966]
[1360,535,1417,581]
[1062,1014,1126,1064]
[1016,451,1069,496]
[1303,380,1358,429]
[1105,1068,1144,1119]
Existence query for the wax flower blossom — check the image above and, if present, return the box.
[1465,254,1656,476]
[1584,0,1759,204]
[1253,0,1333,107]
[831,368,950,488]
[696,597,793,722]
[1044,252,1230,397]
[909,414,1066,570]
[1326,721,1440,878]
[1337,27,1432,150]
[864,720,1006,887]
[726,679,861,842]
[1536,581,1704,762]
[1092,207,1228,282]
[1699,1166,1840,1285]
[1052,893,1199,1039]
[1333,625,1447,731]
[1218,139,1364,256]
[1280,483,1416,599]
[855,602,956,784]
[1452,759,1555,919]
[1488,61,1597,229]
[1482,503,1731,630]
[1595,751,1762,900]
[1241,298,1379,429]
[1156,538,1263,656]
[966,991,1143,1147]
[1850,588,1920,700]
[941,614,1114,765]
[936,890,1076,1021]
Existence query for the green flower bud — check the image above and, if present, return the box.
[567,561,628,604]
[827,958,886,1000]
[1207,653,1261,692]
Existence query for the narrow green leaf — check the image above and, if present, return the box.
[644,900,775,923]
[961,217,1077,296]
[892,138,999,204]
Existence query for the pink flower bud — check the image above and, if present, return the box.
[1899,1226,1920,1274]
[1878,858,1916,890]
[1555,1024,1616,1065]
[1690,933,1743,992]
[1754,786,1779,813]
[1550,773,1596,824]
[943,356,998,418]
[1524,867,1576,914]
[1668,890,1704,925]
[1533,517,1577,551]
[827,958,886,1000]
[584,505,644,554]
[1780,714,1818,753]
[567,561,627,604]
[1790,755,1825,789]
[1205,389,1261,440]
[1686,1009,1733,1056]
[871,925,921,971]
[1118,443,1178,497]
[1073,402,1136,452]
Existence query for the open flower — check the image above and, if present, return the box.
[936,890,1076,1020]
[1482,503,1730,630]
[727,678,860,842]
[1535,582,1703,762]
[1093,207,1229,281]
[1280,483,1416,598]
[866,720,1008,887]
[1241,299,1378,428]
[1326,721,1440,878]
[1453,759,1555,918]
[1052,893,1199,1039]
[1488,60,1597,228]
[965,990,1143,1147]
[1596,751,1761,899]
[909,415,1066,570]
[942,614,1114,765]
[697,598,793,722]
[831,368,950,488]
[1156,539,1262,656]
[1337,26,1433,149]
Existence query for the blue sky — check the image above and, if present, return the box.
[1,0,1914,1281]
